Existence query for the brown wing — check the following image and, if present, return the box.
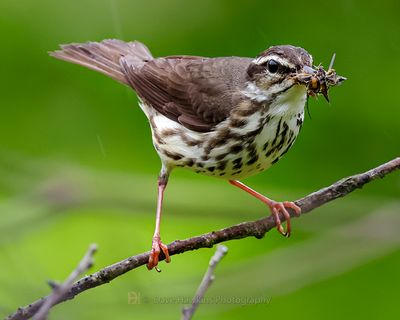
[121,56,252,132]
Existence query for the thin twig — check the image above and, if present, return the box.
[182,245,228,320]
[32,244,97,320]
[7,157,400,320]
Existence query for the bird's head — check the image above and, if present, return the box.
[246,45,346,103]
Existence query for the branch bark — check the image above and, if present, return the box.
[7,157,400,320]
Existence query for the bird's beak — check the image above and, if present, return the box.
[294,66,317,86]
[302,66,317,75]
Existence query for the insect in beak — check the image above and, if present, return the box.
[295,53,346,102]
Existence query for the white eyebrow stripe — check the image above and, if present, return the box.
[253,55,296,69]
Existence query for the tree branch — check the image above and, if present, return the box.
[182,244,228,320]
[32,244,97,320]
[7,157,400,320]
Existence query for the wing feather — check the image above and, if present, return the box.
[121,56,251,132]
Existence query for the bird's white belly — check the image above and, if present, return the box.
[144,84,306,180]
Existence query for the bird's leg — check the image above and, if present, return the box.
[147,169,171,271]
[229,180,301,237]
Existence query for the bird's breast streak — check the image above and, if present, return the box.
[150,109,303,180]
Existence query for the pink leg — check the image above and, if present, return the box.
[229,180,301,237]
[147,170,171,271]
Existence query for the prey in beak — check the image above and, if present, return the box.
[295,54,347,102]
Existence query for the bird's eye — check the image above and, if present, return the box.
[267,59,279,73]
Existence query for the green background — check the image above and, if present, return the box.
[1,0,399,319]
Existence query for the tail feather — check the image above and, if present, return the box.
[49,39,153,85]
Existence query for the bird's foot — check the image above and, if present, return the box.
[228,180,302,237]
[266,201,301,237]
[147,236,171,271]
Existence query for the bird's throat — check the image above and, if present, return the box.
[268,84,307,118]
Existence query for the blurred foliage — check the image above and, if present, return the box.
[0,0,399,319]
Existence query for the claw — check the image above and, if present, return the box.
[268,201,301,237]
[147,236,170,270]
[271,206,287,236]
[159,241,171,263]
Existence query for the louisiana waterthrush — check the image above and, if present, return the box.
[50,40,345,270]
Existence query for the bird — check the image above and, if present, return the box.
[50,39,345,271]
